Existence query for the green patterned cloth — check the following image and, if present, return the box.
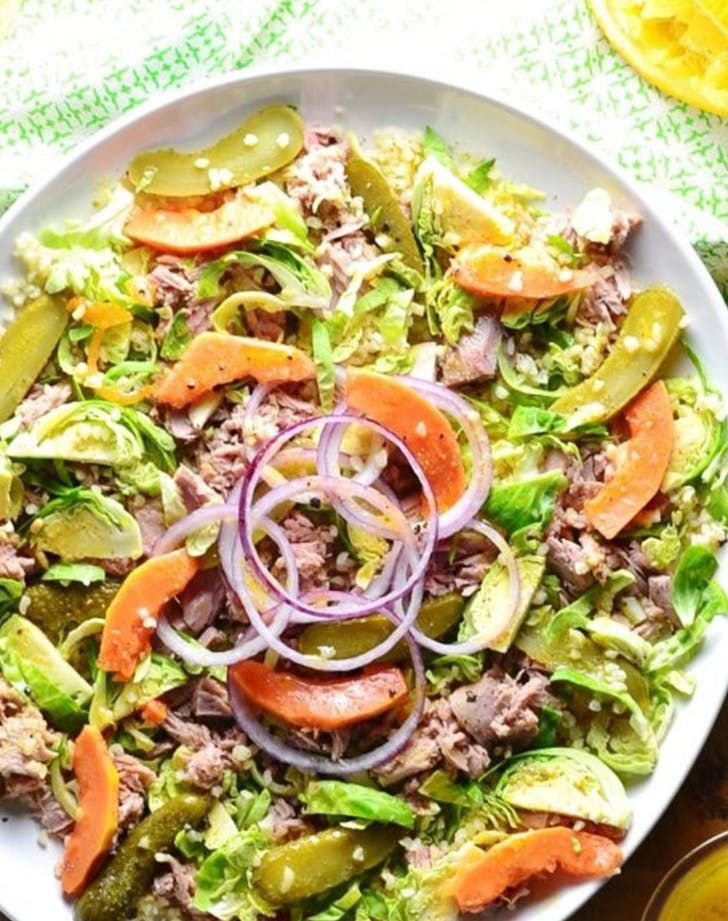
[1,0,727,297]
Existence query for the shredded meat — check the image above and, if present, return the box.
[271,510,338,587]
[152,857,200,916]
[180,569,227,636]
[440,315,502,387]
[449,667,550,752]
[0,532,35,581]
[174,464,222,510]
[0,678,58,783]
[375,698,490,786]
[191,676,231,720]
[262,797,310,843]
[112,749,155,835]
[163,713,250,790]
[545,533,594,596]
[136,499,166,557]
[13,381,71,428]
[196,389,317,497]
[647,574,677,624]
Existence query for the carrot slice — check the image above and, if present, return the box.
[155,332,316,408]
[455,827,623,912]
[61,726,119,898]
[124,194,274,254]
[98,549,199,682]
[453,245,599,301]
[229,661,409,730]
[585,380,673,539]
[343,368,466,513]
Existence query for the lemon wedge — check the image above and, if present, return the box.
[589,0,728,115]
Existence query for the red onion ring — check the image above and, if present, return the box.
[153,501,292,667]
[239,417,438,619]
[411,519,521,656]
[226,610,426,775]
[153,503,236,556]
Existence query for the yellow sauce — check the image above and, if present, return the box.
[657,841,728,921]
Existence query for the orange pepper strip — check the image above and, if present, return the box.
[61,726,119,898]
[455,827,623,913]
[229,661,409,731]
[584,380,674,539]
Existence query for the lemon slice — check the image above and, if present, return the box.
[589,0,728,115]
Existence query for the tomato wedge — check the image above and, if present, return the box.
[229,661,409,730]
[455,827,623,912]
[124,194,274,254]
[453,245,599,301]
[343,368,466,514]
[155,332,316,408]
[98,549,200,681]
[585,380,674,539]
[61,726,119,898]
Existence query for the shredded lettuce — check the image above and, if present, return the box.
[464,158,495,194]
[32,487,142,561]
[0,579,22,623]
[427,276,475,345]
[507,405,608,440]
[193,827,274,921]
[42,562,106,586]
[311,318,336,413]
[671,545,719,627]
[300,780,415,829]
[306,884,363,921]
[38,185,133,251]
[197,241,331,310]
[483,470,567,536]
[422,126,454,170]
[160,312,192,360]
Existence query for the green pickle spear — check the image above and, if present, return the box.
[551,286,684,423]
[346,149,424,274]
[253,826,398,905]
[127,105,304,198]
[24,580,121,644]
[0,294,68,423]
[298,593,465,661]
[75,794,211,921]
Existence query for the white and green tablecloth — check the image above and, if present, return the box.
[1,0,726,298]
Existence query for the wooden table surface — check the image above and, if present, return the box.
[1,703,725,921]
[573,700,728,921]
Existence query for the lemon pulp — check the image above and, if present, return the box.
[589,0,728,115]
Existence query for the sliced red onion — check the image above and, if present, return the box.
[235,515,426,671]
[396,375,492,539]
[153,503,236,556]
[156,615,269,667]
[242,382,276,460]
[227,613,425,775]
[411,518,521,656]
[239,416,438,618]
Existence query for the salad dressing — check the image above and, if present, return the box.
[656,841,728,921]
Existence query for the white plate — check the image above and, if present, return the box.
[1,65,727,921]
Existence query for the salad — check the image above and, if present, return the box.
[0,104,726,921]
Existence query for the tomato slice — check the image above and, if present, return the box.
[124,193,274,254]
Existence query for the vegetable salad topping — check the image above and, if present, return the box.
[0,107,726,921]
